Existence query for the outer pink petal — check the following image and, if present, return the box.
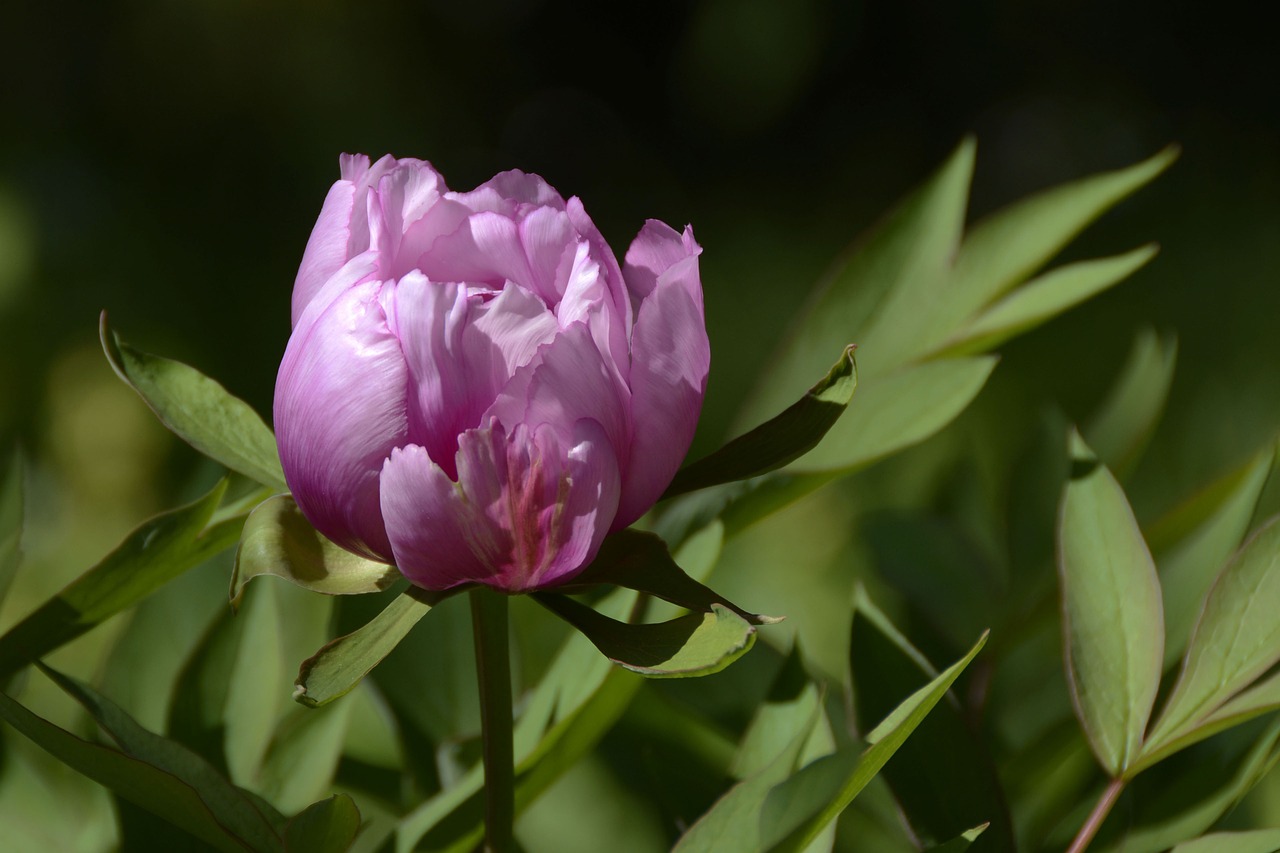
[293,180,356,326]
[622,220,700,303]
[448,169,567,215]
[275,279,407,560]
[614,248,709,528]
[381,420,620,592]
[418,211,537,290]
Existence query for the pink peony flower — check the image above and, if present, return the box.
[275,155,709,592]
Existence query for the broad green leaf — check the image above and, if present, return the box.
[1171,829,1280,853]
[223,579,287,790]
[0,665,285,853]
[294,587,433,708]
[258,701,355,814]
[789,357,998,475]
[0,447,22,607]
[740,139,974,426]
[1094,719,1280,853]
[232,495,400,606]
[764,631,990,853]
[284,794,362,853]
[0,478,235,680]
[665,346,857,498]
[730,646,829,780]
[568,529,779,625]
[101,313,287,491]
[1058,432,1164,776]
[1084,327,1179,480]
[925,825,991,853]
[850,590,1014,852]
[936,246,1158,359]
[942,146,1178,325]
[1145,515,1280,754]
[1155,445,1275,667]
[535,594,756,678]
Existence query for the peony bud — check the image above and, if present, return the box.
[274,155,709,592]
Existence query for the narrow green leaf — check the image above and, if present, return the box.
[283,794,362,853]
[943,146,1178,325]
[1145,515,1280,755]
[925,824,991,853]
[101,312,288,491]
[1171,829,1280,853]
[789,357,998,475]
[294,588,433,708]
[258,701,355,815]
[0,447,23,607]
[224,579,286,789]
[665,345,857,498]
[21,663,285,853]
[535,594,756,678]
[1155,445,1275,667]
[1084,327,1179,480]
[0,478,234,680]
[739,139,974,426]
[936,246,1158,358]
[1058,431,1164,775]
[730,646,828,780]
[568,529,779,625]
[765,631,990,853]
[232,495,400,607]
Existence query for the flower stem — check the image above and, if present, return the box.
[471,587,514,853]
[1066,777,1125,853]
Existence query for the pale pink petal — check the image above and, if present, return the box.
[275,279,407,560]
[469,282,559,378]
[518,206,576,303]
[450,170,567,215]
[556,241,630,388]
[293,181,357,326]
[381,420,620,591]
[623,220,700,303]
[614,251,709,528]
[419,212,537,289]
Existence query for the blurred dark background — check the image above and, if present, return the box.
[2,0,1277,512]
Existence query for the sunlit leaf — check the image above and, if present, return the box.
[294,587,433,708]
[936,247,1158,359]
[1170,829,1280,853]
[1,665,285,853]
[941,145,1178,326]
[1084,327,1178,480]
[535,594,756,678]
[232,495,400,607]
[0,478,235,680]
[0,447,22,608]
[1154,445,1275,667]
[925,824,991,853]
[101,312,287,491]
[789,356,998,475]
[740,139,974,425]
[666,345,857,498]
[568,529,779,625]
[1144,515,1280,758]
[283,794,362,853]
[1058,431,1164,776]
[730,646,829,780]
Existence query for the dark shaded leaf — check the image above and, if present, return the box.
[283,794,361,853]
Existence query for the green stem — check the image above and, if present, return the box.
[471,587,514,853]
[1066,777,1125,853]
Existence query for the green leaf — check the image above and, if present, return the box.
[0,447,23,608]
[294,587,433,708]
[232,495,401,607]
[1154,445,1275,667]
[568,529,779,625]
[0,478,236,680]
[1171,829,1280,853]
[224,580,287,789]
[101,312,288,491]
[763,630,990,853]
[258,701,355,815]
[535,594,756,678]
[850,589,1014,852]
[1083,327,1179,480]
[739,139,974,426]
[665,345,857,498]
[1145,515,1280,758]
[1058,431,1164,776]
[942,145,1178,326]
[0,664,285,853]
[730,646,829,780]
[936,246,1158,358]
[789,357,998,475]
[284,794,362,853]
[925,825,991,853]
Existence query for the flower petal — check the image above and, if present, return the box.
[615,246,709,528]
[418,211,537,290]
[623,219,700,303]
[293,180,357,327]
[381,420,620,591]
[275,279,407,560]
